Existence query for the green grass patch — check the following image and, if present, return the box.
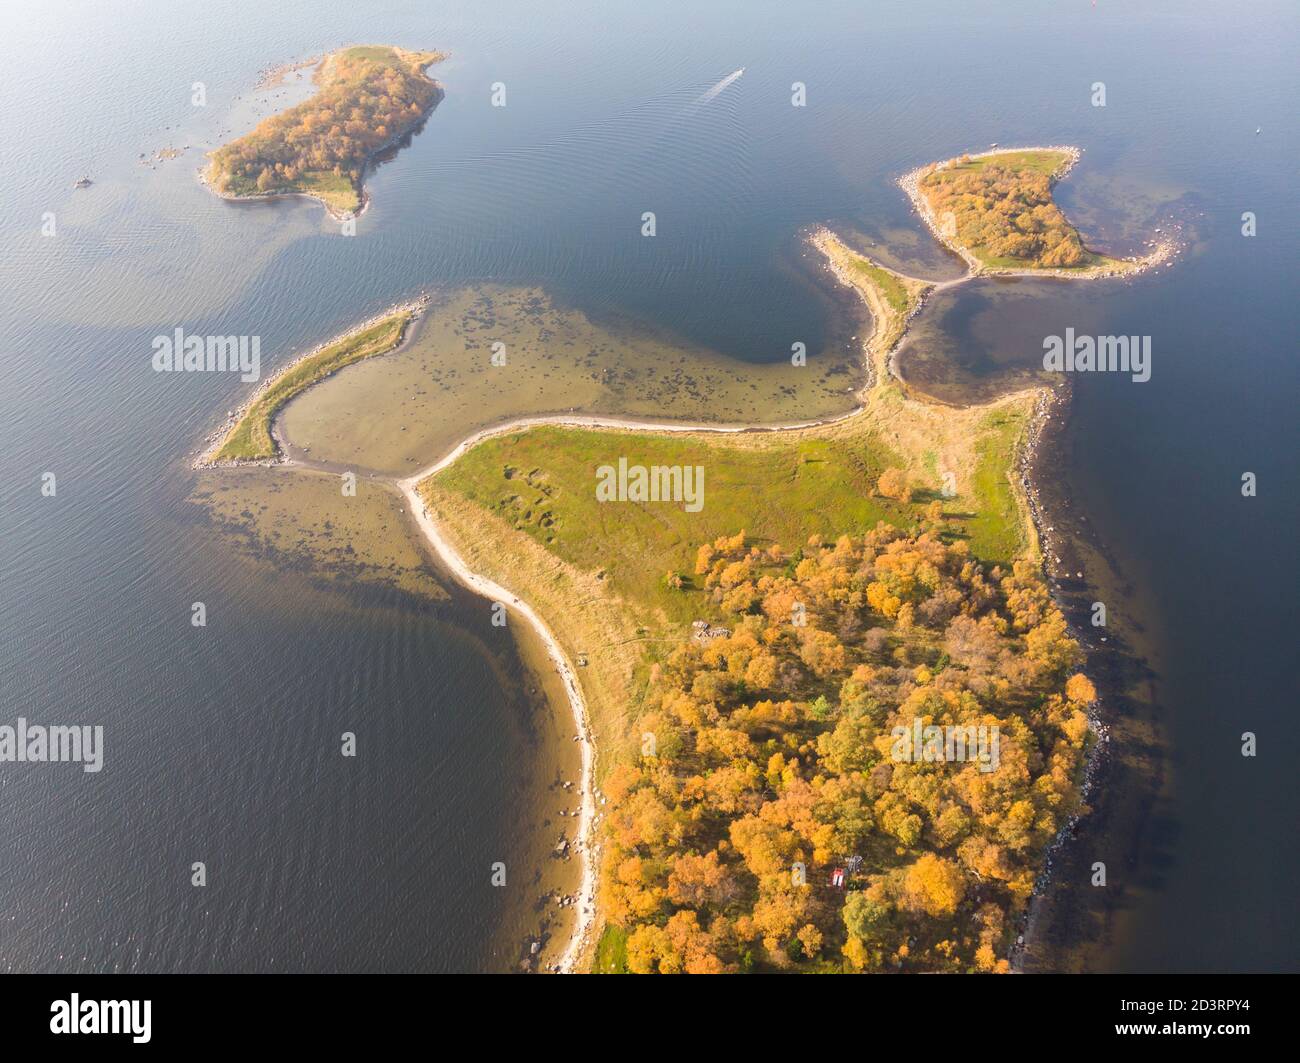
[849,257,910,312]
[592,924,628,973]
[434,410,1034,616]
[434,426,912,624]
[220,169,359,212]
[211,312,411,462]
[962,407,1030,566]
[951,149,1073,176]
[340,45,407,65]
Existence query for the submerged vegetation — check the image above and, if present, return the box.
[207,45,443,214]
[208,309,413,463]
[278,283,866,477]
[598,528,1093,972]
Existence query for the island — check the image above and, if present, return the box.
[200,146,1171,972]
[902,147,1167,277]
[205,45,445,218]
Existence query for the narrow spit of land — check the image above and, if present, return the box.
[201,300,424,465]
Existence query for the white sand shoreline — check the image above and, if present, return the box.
[397,473,598,972]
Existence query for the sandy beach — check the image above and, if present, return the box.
[397,472,599,972]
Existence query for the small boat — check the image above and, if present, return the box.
[1255,127,1262,135]
[74,175,92,189]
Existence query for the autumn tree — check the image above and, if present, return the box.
[903,854,966,917]
[876,467,910,502]
[599,530,1090,973]
[1065,672,1097,704]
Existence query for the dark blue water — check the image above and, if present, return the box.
[1,0,1295,971]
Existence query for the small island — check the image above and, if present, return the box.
[902,147,1165,277]
[206,45,445,217]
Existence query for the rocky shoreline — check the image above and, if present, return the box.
[1004,381,1118,970]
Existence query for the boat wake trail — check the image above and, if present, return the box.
[696,67,744,104]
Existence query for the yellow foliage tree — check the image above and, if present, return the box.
[876,467,911,502]
[1065,672,1097,704]
[903,854,966,917]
